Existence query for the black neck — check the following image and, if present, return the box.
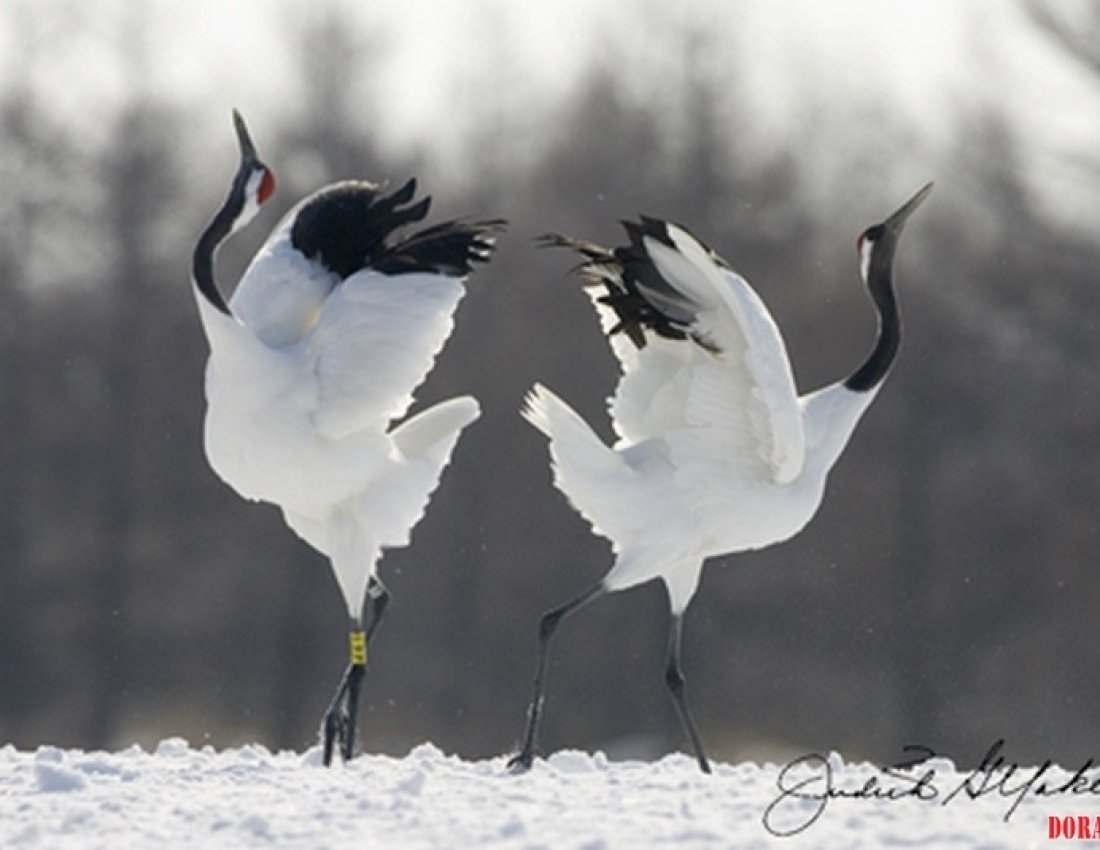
[193,169,258,317]
[192,202,236,315]
[192,212,232,314]
[844,250,901,393]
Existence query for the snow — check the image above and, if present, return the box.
[0,739,1084,848]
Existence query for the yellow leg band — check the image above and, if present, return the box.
[349,630,367,666]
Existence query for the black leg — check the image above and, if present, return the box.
[365,577,391,641]
[508,582,604,773]
[322,660,365,766]
[322,578,391,767]
[665,612,711,773]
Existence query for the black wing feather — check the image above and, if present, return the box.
[291,178,505,279]
[541,218,723,351]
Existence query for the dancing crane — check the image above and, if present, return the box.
[509,183,932,773]
[192,111,503,765]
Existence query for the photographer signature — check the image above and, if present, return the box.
[762,739,1100,837]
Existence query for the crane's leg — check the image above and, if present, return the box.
[508,582,605,773]
[665,612,711,773]
[364,577,391,642]
[322,577,391,766]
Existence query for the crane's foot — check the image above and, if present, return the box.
[322,710,350,767]
[321,662,365,766]
[506,749,535,774]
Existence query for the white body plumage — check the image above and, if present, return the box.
[197,212,479,618]
[525,223,878,612]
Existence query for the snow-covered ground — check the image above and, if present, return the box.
[0,739,1088,848]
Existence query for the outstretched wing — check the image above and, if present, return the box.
[635,220,805,483]
[307,270,466,440]
[550,219,805,485]
[306,213,502,441]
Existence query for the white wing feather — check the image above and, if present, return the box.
[604,224,805,485]
[581,280,641,373]
[307,270,466,440]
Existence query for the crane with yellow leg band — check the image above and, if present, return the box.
[191,111,503,765]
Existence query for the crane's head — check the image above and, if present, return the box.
[226,110,276,234]
[856,181,933,287]
[192,111,277,317]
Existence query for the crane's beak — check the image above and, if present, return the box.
[884,182,933,234]
[232,109,261,164]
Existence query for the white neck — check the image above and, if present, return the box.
[799,381,880,482]
[193,283,255,358]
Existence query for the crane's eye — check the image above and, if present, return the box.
[857,223,885,253]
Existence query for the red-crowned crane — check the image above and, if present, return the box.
[509,183,932,773]
[192,111,504,765]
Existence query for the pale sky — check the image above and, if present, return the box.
[1,0,1097,229]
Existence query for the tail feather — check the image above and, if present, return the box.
[364,395,480,550]
[392,395,480,465]
[523,384,616,475]
[523,383,635,543]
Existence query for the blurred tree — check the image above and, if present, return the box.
[0,92,46,736]
[81,100,184,743]
[1026,0,1100,77]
